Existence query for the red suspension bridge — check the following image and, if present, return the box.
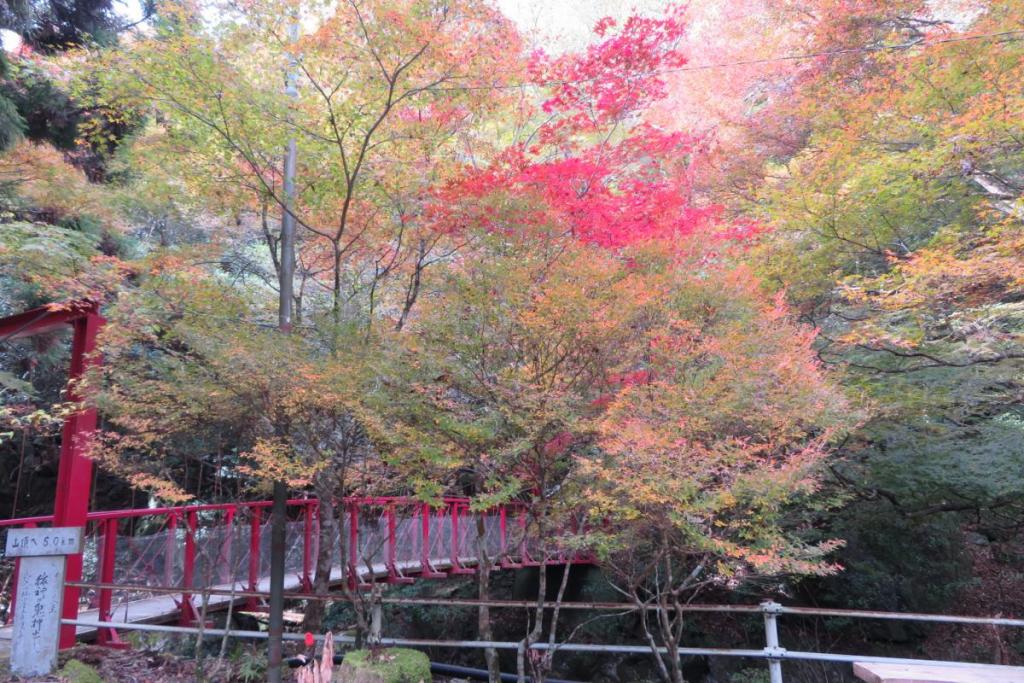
[0,303,585,653]
[0,496,577,650]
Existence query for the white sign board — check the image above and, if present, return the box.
[11,555,66,676]
[3,527,83,677]
[5,527,83,557]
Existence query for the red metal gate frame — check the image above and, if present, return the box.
[0,301,104,649]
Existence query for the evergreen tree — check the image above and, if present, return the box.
[0,52,25,152]
[0,0,119,52]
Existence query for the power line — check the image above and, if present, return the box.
[435,28,1024,93]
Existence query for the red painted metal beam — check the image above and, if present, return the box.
[247,507,262,610]
[53,306,104,648]
[0,302,97,340]
[96,519,126,647]
[0,301,104,649]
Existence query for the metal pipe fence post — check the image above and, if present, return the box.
[761,600,785,683]
[97,518,119,646]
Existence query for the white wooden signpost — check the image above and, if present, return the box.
[4,526,83,676]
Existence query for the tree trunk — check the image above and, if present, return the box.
[332,246,342,329]
[534,563,572,681]
[475,518,502,682]
[518,562,546,683]
[302,496,336,633]
[634,590,672,683]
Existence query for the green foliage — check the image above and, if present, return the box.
[861,411,1024,509]
[0,56,140,182]
[738,2,1024,623]
[91,261,385,500]
[0,220,100,303]
[341,648,431,683]
[57,659,103,683]
[0,369,36,396]
[822,504,971,613]
[0,54,26,152]
[0,0,120,52]
[232,646,266,683]
[731,669,770,683]
[0,61,80,151]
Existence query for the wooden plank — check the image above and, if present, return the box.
[854,662,1024,683]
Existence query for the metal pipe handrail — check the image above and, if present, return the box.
[61,581,1024,628]
[56,619,1024,674]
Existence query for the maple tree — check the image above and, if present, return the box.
[372,225,644,679]
[573,244,848,683]
[374,227,851,683]
[16,0,1018,676]
[89,0,524,332]
[680,0,1024,620]
[80,5,852,677]
[749,0,1024,492]
[374,9,845,679]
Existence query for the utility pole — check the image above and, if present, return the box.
[267,15,299,683]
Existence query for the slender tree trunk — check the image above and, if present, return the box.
[634,590,672,683]
[340,512,370,648]
[475,517,502,682]
[664,617,685,683]
[302,495,336,633]
[332,246,343,329]
[534,562,572,682]
[518,562,547,683]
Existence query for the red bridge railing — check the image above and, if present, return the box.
[1,497,582,646]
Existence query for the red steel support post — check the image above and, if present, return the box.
[247,507,262,610]
[450,502,458,570]
[218,507,236,585]
[449,502,474,574]
[348,503,358,589]
[387,505,397,580]
[301,502,313,593]
[386,505,413,584]
[420,504,430,572]
[311,502,320,580]
[180,510,197,625]
[97,518,125,647]
[54,309,103,649]
[419,503,443,578]
[499,507,517,568]
[164,513,177,588]
[520,510,530,565]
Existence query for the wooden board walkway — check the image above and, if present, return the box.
[854,662,1024,683]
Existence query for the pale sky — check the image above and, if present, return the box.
[496,0,671,51]
[113,0,673,52]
